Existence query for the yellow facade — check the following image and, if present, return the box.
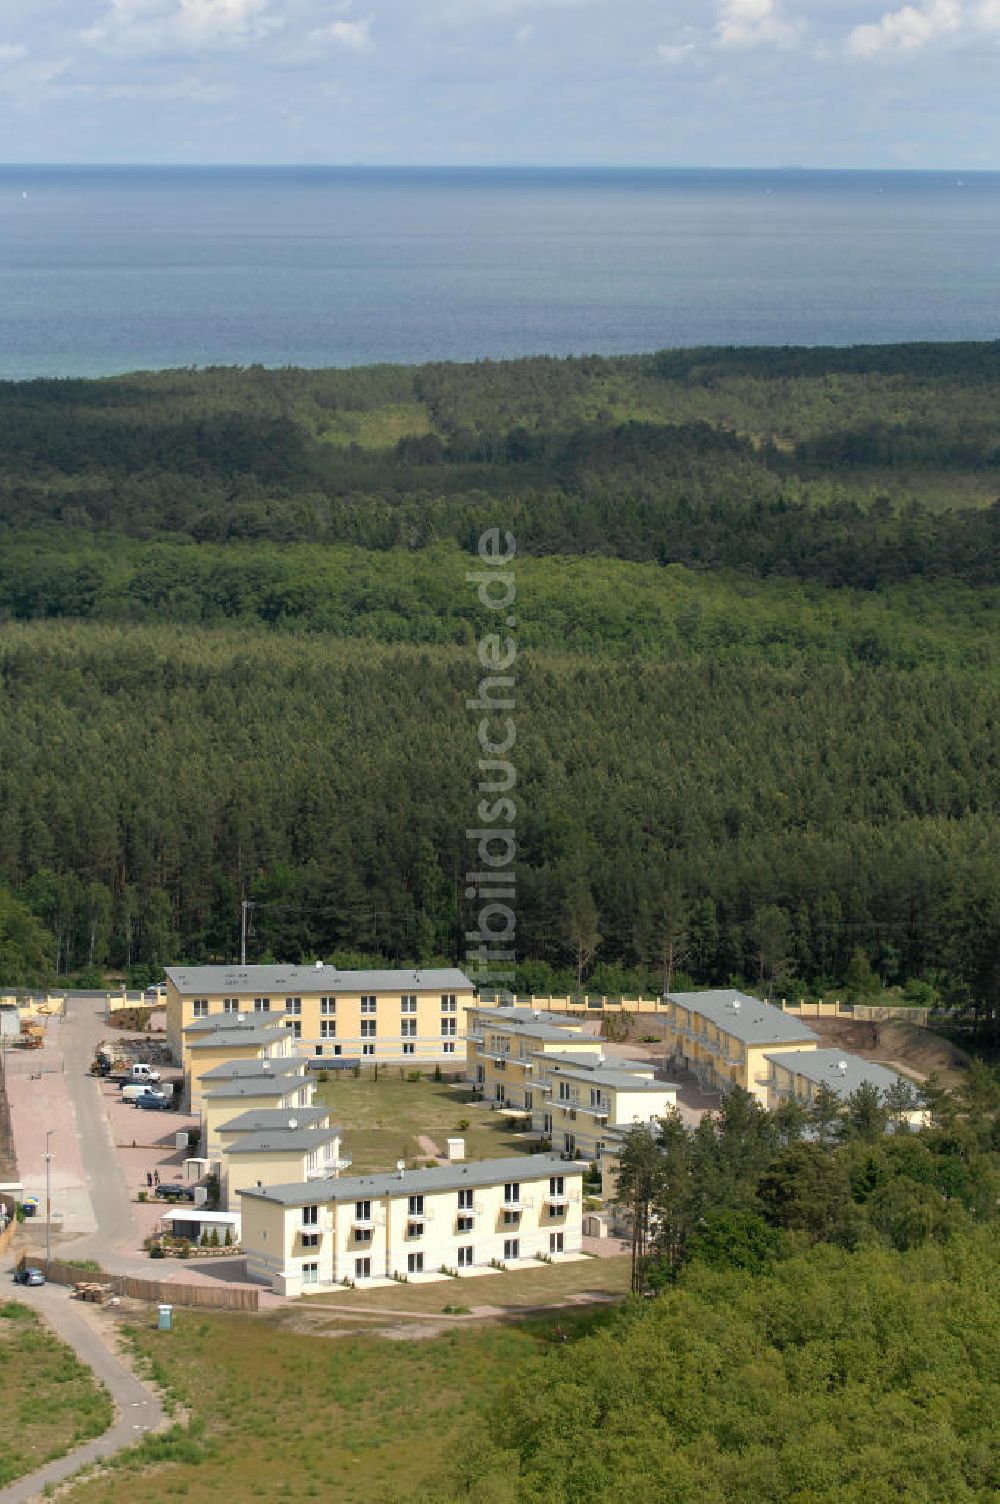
[186,1022,292,1113]
[533,1058,678,1161]
[465,1006,603,1114]
[222,1131,349,1212]
[202,1077,316,1156]
[662,991,817,1104]
[166,965,475,1068]
[240,1155,584,1296]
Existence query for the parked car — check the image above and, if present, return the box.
[136,1092,173,1111]
[157,1182,195,1202]
[14,1266,45,1286]
[121,1083,158,1103]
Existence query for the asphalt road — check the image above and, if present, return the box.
[0,1282,165,1504]
[1,996,167,1503]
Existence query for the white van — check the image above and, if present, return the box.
[121,1083,159,1103]
[123,1063,161,1084]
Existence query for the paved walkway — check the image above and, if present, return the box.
[0,1282,165,1504]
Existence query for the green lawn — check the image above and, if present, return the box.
[314,1071,537,1173]
[296,1253,633,1316]
[0,1302,114,1487]
[56,1308,611,1504]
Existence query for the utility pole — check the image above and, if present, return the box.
[44,1130,54,1266]
[240,900,255,966]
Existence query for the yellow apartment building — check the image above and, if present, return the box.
[215,1104,332,1162]
[221,1124,350,1211]
[165,964,475,1068]
[663,990,817,1103]
[194,1054,309,1116]
[202,1074,317,1157]
[465,1006,604,1114]
[531,1053,678,1161]
[239,1154,585,1296]
[762,1048,927,1125]
[184,1017,293,1112]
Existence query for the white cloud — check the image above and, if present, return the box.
[846,0,962,56]
[310,15,373,50]
[715,0,802,48]
[0,42,27,61]
[514,22,534,43]
[83,0,281,55]
[974,0,1000,25]
[656,38,696,64]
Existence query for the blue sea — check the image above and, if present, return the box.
[1,166,999,380]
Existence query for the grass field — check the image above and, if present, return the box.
[314,1071,537,1173]
[294,1252,632,1317]
[0,1302,114,1488]
[57,1306,614,1504]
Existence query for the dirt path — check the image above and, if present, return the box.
[0,1284,165,1504]
[416,1134,442,1159]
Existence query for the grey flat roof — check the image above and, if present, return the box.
[765,1048,912,1102]
[199,1058,305,1081]
[224,1127,342,1156]
[470,1006,584,1030]
[218,1107,330,1135]
[666,990,818,1046]
[168,964,472,997]
[539,1051,655,1075]
[238,1154,582,1207]
[202,1078,307,1101]
[544,1061,675,1094]
[473,1011,595,1045]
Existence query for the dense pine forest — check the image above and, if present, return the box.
[0,343,997,1012]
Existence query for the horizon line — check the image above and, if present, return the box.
[0,162,998,175]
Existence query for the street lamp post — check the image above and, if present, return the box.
[44,1130,54,1266]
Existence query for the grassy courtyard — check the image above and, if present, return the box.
[0,1302,114,1487]
[57,1306,614,1504]
[313,1070,537,1173]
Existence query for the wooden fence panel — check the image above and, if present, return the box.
[28,1256,258,1311]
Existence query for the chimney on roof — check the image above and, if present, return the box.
[396,1159,406,1180]
[315,960,323,969]
[838,1060,848,1075]
[288,1118,298,1130]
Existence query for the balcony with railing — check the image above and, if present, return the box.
[307,1155,353,1179]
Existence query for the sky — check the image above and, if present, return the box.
[0,0,998,168]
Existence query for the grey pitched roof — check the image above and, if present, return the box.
[199,1058,305,1081]
[224,1126,343,1156]
[217,1107,330,1135]
[238,1154,582,1207]
[666,990,818,1046]
[539,1051,657,1075]
[765,1048,914,1102]
[202,1077,308,1102]
[544,1060,676,1094]
[167,964,473,997]
[472,1009,597,1045]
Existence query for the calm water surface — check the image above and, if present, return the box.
[0,166,998,379]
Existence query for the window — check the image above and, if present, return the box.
[407,1221,424,1238]
[400,996,417,1014]
[402,1042,415,1056]
[524,1091,533,1110]
[543,1113,552,1135]
[285,997,302,1015]
[355,1201,371,1222]
[503,1182,520,1205]
[503,1210,520,1226]
[285,1019,301,1038]
[441,994,457,1012]
[549,1176,565,1197]
[457,1189,473,1210]
[362,1043,375,1057]
[361,1019,377,1039]
[254,998,270,1013]
[320,1019,337,1039]
[315,1045,324,1057]
[563,1134,576,1155]
[440,1017,457,1037]
[457,1245,473,1268]
[361,995,377,1014]
[222,998,240,1013]
[549,1232,564,1254]
[192,999,208,1018]
[457,1215,473,1233]
[442,1042,456,1055]
[476,1066,485,1084]
[320,997,336,1015]
[354,1227,372,1244]
[401,1018,417,1038]
[590,1088,604,1109]
[494,1084,505,1104]
[558,1081,571,1102]
[407,1252,424,1274]
[407,1195,425,1217]
[302,1262,319,1284]
[354,1257,371,1280]
[503,1239,520,1261]
[302,1205,318,1226]
[332,1044,342,1056]
[301,1232,319,1248]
